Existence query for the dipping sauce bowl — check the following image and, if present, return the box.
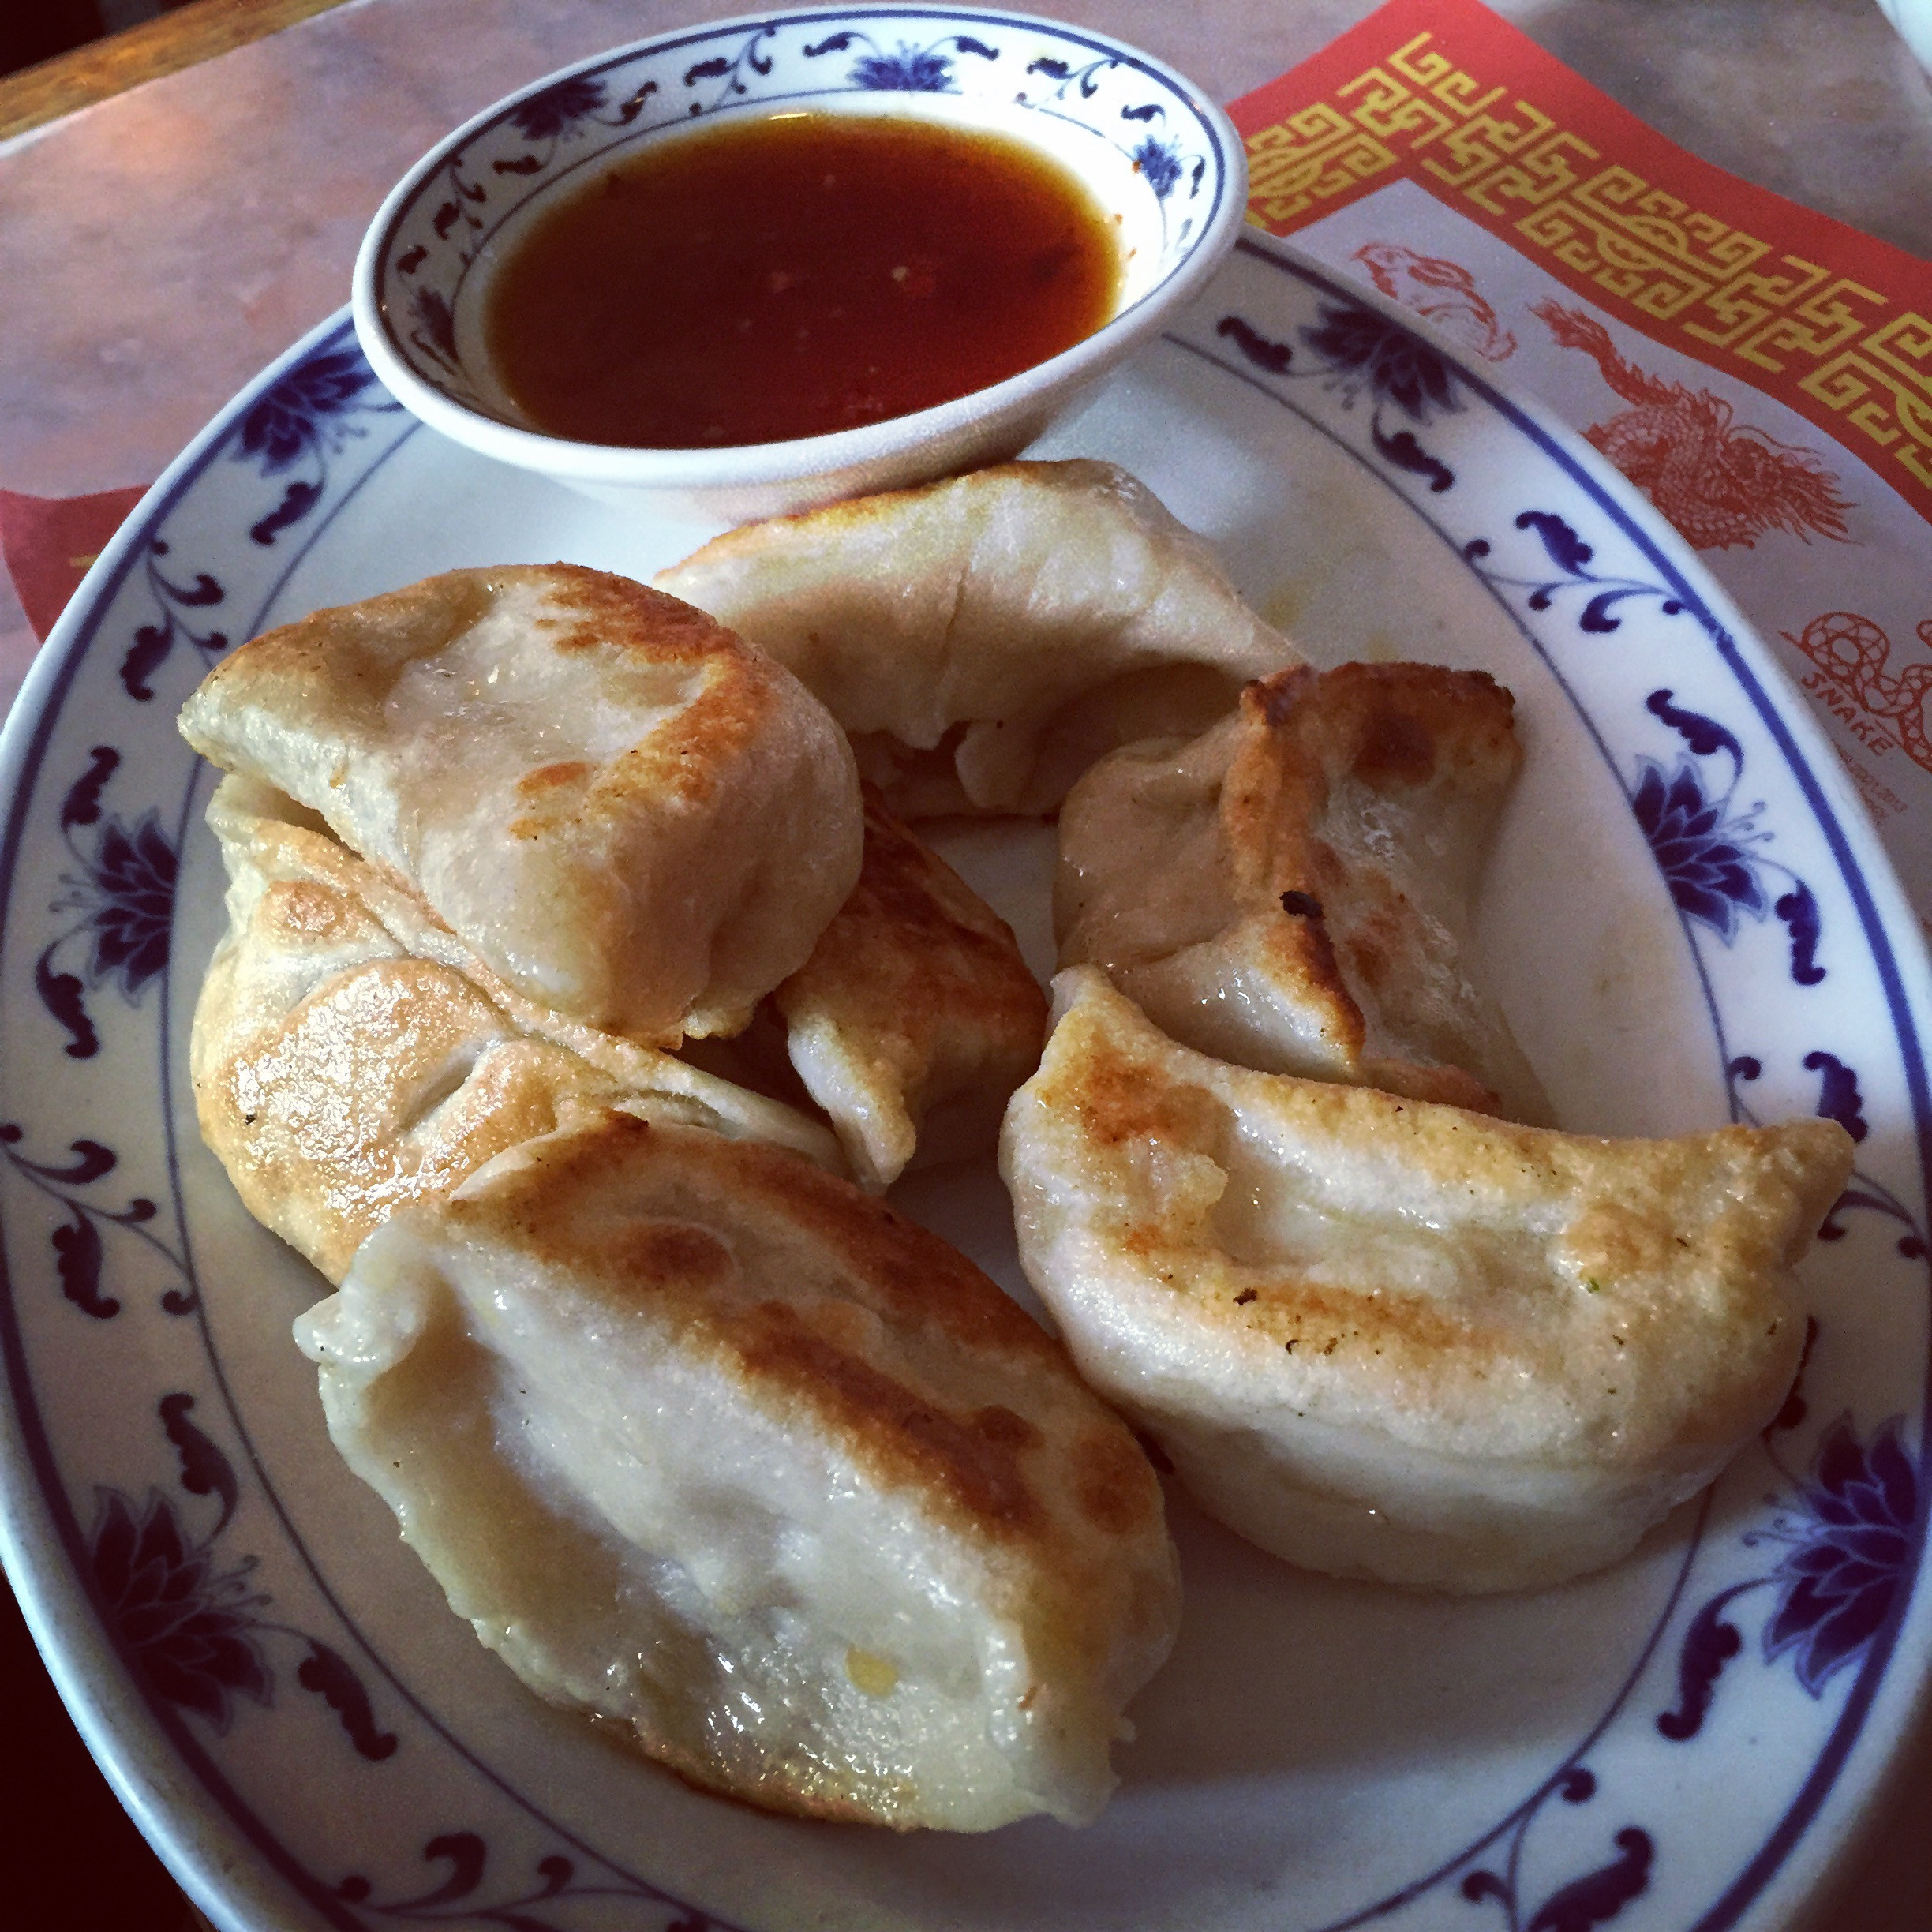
[352,6,1248,522]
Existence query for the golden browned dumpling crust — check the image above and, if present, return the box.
[296,1110,1181,1830]
[193,777,842,1282]
[773,787,1050,1189]
[655,459,1299,814]
[1057,661,1550,1121]
[1001,969,1854,1593]
[178,564,863,1043]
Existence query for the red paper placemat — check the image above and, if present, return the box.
[0,485,149,644]
[1233,0,1932,927]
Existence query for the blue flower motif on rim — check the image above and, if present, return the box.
[507,74,606,140]
[1133,135,1183,199]
[1290,301,1462,492]
[1300,301,1458,422]
[60,811,177,998]
[230,343,398,551]
[801,29,999,91]
[234,347,379,474]
[494,74,657,165]
[1658,1375,1920,1744]
[1622,689,1826,985]
[1765,1414,1916,1695]
[1631,757,1768,940]
[88,1396,400,1754]
[1210,302,1465,491]
[852,43,956,89]
[39,758,180,1059]
[92,1487,273,1732]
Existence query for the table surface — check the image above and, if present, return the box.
[0,2,1927,1928]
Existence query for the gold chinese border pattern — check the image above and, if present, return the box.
[1242,31,1932,504]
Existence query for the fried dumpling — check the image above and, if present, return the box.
[178,564,863,1043]
[1056,662,1549,1120]
[295,1110,1181,1829]
[655,459,1297,814]
[772,788,1050,1189]
[1000,969,1854,1593]
[193,777,841,1282]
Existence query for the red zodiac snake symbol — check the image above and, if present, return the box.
[1786,611,1932,773]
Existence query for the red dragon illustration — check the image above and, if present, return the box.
[1786,610,1932,773]
[1353,242,1517,361]
[1533,300,1854,552]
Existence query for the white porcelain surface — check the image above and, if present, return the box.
[351,5,1248,521]
[2,228,1928,1932]
[1877,0,1932,71]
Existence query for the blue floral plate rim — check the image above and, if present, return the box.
[0,224,1925,1932]
[1211,232,1932,1931]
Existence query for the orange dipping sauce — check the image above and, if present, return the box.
[483,112,1122,450]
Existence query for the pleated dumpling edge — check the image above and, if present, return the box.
[1000,968,1853,1594]
[296,1110,1183,1832]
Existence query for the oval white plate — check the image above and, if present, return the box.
[1,232,1926,1932]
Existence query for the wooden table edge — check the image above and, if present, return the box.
[0,0,358,143]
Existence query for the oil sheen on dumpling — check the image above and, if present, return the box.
[295,1110,1181,1830]
[772,787,1050,1189]
[654,459,1297,814]
[178,564,863,1043]
[1057,662,1549,1121]
[1001,969,1854,1593]
[194,776,841,1282]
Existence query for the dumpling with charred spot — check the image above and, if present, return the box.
[178,564,863,1044]
[1000,969,1854,1593]
[1056,661,1550,1121]
[654,459,1297,814]
[193,775,843,1283]
[294,1110,1181,1831]
[770,786,1050,1190]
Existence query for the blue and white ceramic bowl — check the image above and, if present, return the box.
[351,6,1246,521]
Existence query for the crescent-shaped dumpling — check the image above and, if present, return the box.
[1056,662,1549,1120]
[654,459,1298,814]
[178,564,863,1043]
[1000,969,1854,1593]
[772,788,1050,1189]
[193,777,841,1282]
[294,1110,1181,1830]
